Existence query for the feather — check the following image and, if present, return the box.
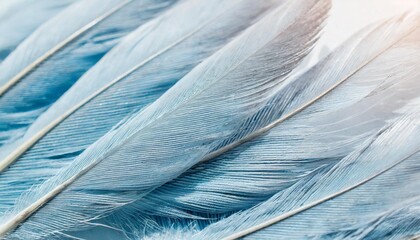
[194,104,420,240]
[0,0,76,62]
[0,0,329,238]
[0,0,283,212]
[106,13,420,221]
[72,13,420,239]
[0,0,179,147]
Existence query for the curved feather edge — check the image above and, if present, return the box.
[0,0,76,62]
[0,0,329,238]
[0,0,130,95]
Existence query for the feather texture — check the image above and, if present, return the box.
[105,13,420,221]
[64,13,420,239]
[0,0,283,213]
[195,104,420,239]
[68,13,420,239]
[0,0,329,238]
[0,0,76,62]
[186,18,420,240]
[0,0,178,148]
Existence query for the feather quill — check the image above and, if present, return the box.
[0,0,178,147]
[0,0,76,62]
[0,0,329,238]
[0,0,283,212]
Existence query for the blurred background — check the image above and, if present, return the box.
[315,0,418,57]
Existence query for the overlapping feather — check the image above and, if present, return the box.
[71,13,420,239]
[0,0,329,238]
[0,0,179,148]
[108,13,420,220]
[0,0,283,213]
[195,102,420,239]
[0,1,418,240]
[187,18,420,240]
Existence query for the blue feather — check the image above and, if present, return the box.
[194,106,420,239]
[0,0,76,62]
[124,14,420,218]
[0,0,282,213]
[0,0,179,147]
[0,0,328,238]
[75,14,420,239]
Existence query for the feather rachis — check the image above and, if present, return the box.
[0,0,77,62]
[198,13,419,165]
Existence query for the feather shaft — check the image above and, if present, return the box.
[222,149,419,240]
[0,0,77,62]
[0,0,131,96]
[199,16,417,163]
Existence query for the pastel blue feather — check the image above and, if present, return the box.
[79,14,420,238]
[0,0,282,213]
[0,0,328,238]
[126,14,420,219]
[195,107,420,239]
[0,0,179,147]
